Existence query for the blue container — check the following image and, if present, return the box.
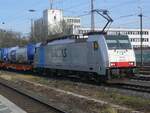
[1,48,9,62]
[8,46,19,62]
[27,44,36,62]
[0,49,2,61]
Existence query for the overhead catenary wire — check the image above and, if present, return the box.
[114,14,137,20]
[1,0,150,34]
[115,20,139,26]
[4,1,92,33]
[2,0,43,21]
[1,0,135,23]
[77,12,91,17]
[1,0,88,33]
[63,3,90,15]
[63,4,90,14]
[3,0,90,24]
[62,0,89,11]
[109,0,140,11]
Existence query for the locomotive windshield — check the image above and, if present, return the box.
[105,35,132,49]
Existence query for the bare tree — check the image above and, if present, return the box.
[30,19,73,43]
[0,29,29,48]
[48,20,73,39]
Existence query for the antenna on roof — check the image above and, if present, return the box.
[49,0,53,9]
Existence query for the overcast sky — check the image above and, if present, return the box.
[0,0,149,35]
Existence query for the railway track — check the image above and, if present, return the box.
[137,66,150,75]
[0,81,67,113]
[1,70,150,94]
[109,79,150,93]
[131,74,150,81]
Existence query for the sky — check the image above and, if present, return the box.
[0,0,150,35]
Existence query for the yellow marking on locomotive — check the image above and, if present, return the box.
[93,41,99,50]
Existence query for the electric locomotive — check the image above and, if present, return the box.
[34,33,136,81]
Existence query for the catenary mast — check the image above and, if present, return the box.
[91,0,95,31]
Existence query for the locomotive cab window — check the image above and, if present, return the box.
[106,35,132,49]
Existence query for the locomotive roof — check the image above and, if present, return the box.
[41,34,88,46]
[46,31,107,43]
[41,33,129,46]
[83,31,107,36]
[46,35,79,42]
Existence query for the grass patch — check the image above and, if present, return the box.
[100,106,118,113]
[37,77,150,112]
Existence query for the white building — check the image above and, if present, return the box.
[63,17,81,34]
[78,27,150,48]
[34,9,81,39]
[43,9,63,35]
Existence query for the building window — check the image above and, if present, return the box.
[143,38,149,42]
[130,38,132,42]
[54,16,56,20]
[147,31,149,35]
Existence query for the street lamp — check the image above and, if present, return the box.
[29,9,36,12]
[28,9,36,41]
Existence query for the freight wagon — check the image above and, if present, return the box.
[0,44,35,71]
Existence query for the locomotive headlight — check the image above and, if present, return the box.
[110,62,116,67]
[129,62,134,66]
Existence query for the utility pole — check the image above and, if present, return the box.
[91,0,95,31]
[29,9,36,41]
[138,12,143,67]
[31,19,35,39]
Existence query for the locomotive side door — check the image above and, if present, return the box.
[87,41,100,72]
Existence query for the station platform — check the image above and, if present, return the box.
[0,95,26,113]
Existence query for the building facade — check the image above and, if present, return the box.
[78,27,150,48]
[43,9,63,36]
[63,17,81,34]
[33,9,150,48]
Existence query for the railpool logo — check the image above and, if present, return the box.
[117,51,125,55]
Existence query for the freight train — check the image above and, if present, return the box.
[0,33,136,82]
